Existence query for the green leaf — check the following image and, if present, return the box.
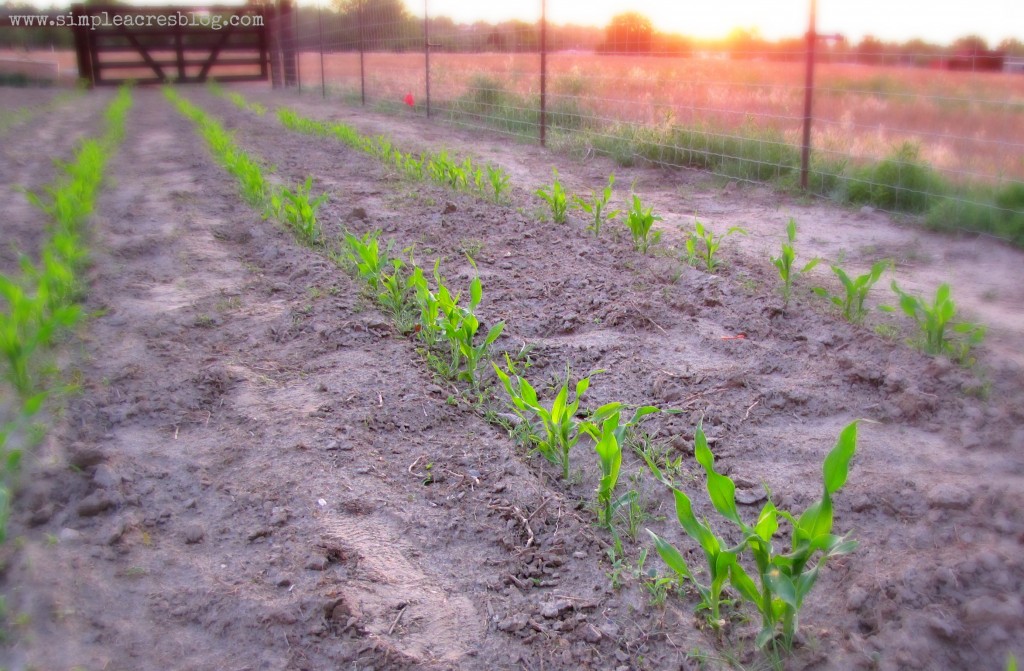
[693,425,743,526]
[729,561,762,605]
[823,421,859,494]
[647,529,696,583]
[764,566,798,609]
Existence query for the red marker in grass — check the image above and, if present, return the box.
[404,93,415,107]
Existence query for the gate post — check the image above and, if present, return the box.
[279,0,298,87]
[70,4,95,88]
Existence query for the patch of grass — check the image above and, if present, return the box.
[844,142,943,213]
[925,182,1024,245]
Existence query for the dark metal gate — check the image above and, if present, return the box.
[70,4,271,86]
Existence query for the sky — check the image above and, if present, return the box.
[415,0,1024,45]
[17,0,1023,46]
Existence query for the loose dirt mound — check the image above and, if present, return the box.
[1,87,1022,671]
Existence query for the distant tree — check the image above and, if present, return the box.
[899,38,942,67]
[332,0,417,50]
[726,28,768,60]
[998,38,1024,57]
[855,35,886,65]
[952,35,989,53]
[601,12,653,54]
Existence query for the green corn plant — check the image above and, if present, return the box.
[269,177,328,246]
[435,272,504,388]
[341,229,391,291]
[646,421,860,649]
[770,218,819,309]
[726,422,860,650]
[592,412,625,530]
[536,168,568,224]
[813,259,891,324]
[586,405,661,530]
[492,366,615,480]
[378,258,422,334]
[487,164,511,203]
[685,219,747,272]
[412,261,448,347]
[625,194,663,254]
[573,173,620,237]
[888,282,985,361]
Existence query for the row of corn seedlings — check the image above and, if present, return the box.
[164,88,329,246]
[0,86,133,542]
[0,89,83,137]
[210,89,513,203]
[541,167,986,362]
[206,81,267,117]
[273,107,512,203]
[332,231,506,390]
[487,337,864,655]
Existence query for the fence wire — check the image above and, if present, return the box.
[285,0,1024,244]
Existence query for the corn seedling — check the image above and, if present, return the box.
[647,421,860,650]
[888,282,985,362]
[378,259,422,334]
[573,173,620,237]
[685,219,747,272]
[434,272,505,388]
[487,165,511,202]
[536,168,568,224]
[268,177,328,246]
[813,259,891,324]
[411,261,447,347]
[493,365,615,480]
[770,219,819,309]
[590,412,626,530]
[341,229,391,291]
[625,194,663,254]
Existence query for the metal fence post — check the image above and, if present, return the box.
[358,0,365,105]
[318,1,326,98]
[799,0,816,190]
[424,0,431,118]
[294,5,302,92]
[539,0,547,146]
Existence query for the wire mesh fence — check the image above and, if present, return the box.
[283,0,1024,244]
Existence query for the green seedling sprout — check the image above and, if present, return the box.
[646,421,861,649]
[493,365,615,480]
[625,194,663,254]
[487,165,511,203]
[341,229,391,291]
[685,219,747,272]
[770,218,819,309]
[269,176,328,246]
[585,405,661,530]
[888,281,985,362]
[536,168,568,224]
[573,173,620,237]
[813,259,891,324]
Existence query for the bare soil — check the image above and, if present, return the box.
[1,85,1022,671]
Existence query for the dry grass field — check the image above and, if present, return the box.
[297,51,1024,184]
